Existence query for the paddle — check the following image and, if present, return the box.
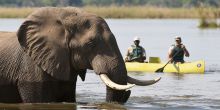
[129,57,146,62]
[155,50,181,73]
[129,57,141,62]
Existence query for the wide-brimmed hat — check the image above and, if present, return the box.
[133,36,140,41]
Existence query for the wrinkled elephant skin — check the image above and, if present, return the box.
[0,7,160,103]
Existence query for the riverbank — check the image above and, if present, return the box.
[0,6,220,19]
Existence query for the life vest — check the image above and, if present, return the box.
[130,45,144,60]
[171,44,184,63]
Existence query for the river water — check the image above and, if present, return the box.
[0,19,220,110]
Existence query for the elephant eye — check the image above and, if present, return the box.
[85,39,96,49]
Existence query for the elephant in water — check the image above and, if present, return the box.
[0,7,160,103]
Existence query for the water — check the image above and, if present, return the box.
[1,18,220,110]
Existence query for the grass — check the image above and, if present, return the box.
[0,7,36,18]
[0,6,219,19]
[197,7,220,28]
[83,6,202,19]
[199,18,219,28]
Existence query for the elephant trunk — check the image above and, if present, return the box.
[91,54,131,103]
[103,56,131,103]
[92,55,160,103]
[106,87,131,103]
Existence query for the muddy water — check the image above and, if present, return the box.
[0,19,220,110]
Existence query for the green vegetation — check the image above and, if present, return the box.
[0,7,35,18]
[198,6,220,28]
[0,0,220,7]
[84,6,201,19]
[0,0,219,28]
[0,0,219,19]
[0,6,219,19]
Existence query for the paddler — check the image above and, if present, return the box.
[125,36,146,63]
[168,36,190,63]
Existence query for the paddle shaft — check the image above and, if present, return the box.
[166,49,182,65]
[156,49,181,72]
[129,57,145,62]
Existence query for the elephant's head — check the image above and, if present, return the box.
[17,7,160,103]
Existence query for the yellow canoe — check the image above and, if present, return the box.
[125,60,205,74]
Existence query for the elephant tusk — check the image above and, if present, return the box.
[99,74,135,90]
[127,76,161,86]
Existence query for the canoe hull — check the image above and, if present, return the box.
[125,60,205,73]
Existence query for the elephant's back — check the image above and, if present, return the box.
[0,32,19,51]
[0,31,25,83]
[0,31,22,63]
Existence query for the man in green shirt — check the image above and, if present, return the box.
[125,37,146,63]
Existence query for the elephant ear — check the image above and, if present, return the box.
[17,16,70,81]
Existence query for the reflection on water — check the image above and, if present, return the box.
[0,103,127,110]
[1,72,219,110]
[0,103,76,110]
[75,72,220,110]
[0,19,220,110]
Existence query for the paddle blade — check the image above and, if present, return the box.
[155,67,164,73]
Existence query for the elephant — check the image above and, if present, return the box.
[0,7,160,103]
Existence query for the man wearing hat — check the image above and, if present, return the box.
[125,36,146,62]
[168,36,190,63]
